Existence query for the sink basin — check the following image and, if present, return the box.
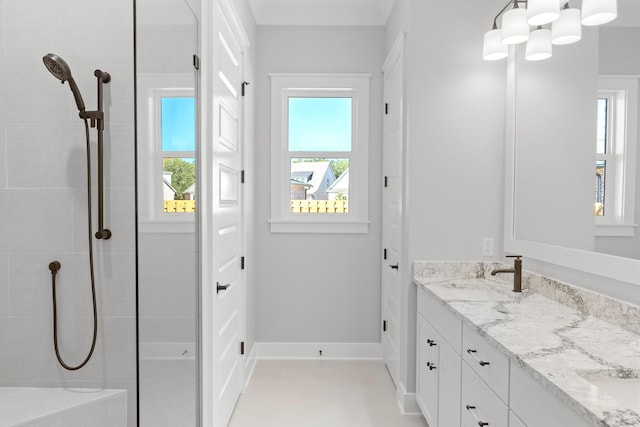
[579,370,640,412]
[436,279,516,302]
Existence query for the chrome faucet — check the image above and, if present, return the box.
[491,255,522,292]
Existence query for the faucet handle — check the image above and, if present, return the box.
[505,255,522,259]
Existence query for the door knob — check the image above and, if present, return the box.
[389,263,399,270]
[216,282,230,294]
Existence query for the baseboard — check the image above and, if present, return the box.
[253,342,382,360]
[397,382,421,416]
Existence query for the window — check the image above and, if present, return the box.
[594,77,638,236]
[138,84,197,231]
[269,74,371,233]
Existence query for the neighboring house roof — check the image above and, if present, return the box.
[163,177,179,195]
[184,183,196,196]
[291,178,312,188]
[290,161,334,196]
[326,168,349,194]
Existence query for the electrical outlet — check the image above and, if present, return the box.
[482,238,494,257]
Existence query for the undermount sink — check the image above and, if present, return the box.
[435,278,516,302]
[579,370,640,413]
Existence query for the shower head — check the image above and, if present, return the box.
[42,53,86,113]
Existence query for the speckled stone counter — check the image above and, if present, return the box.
[413,261,640,427]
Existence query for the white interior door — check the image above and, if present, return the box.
[381,38,404,388]
[211,2,244,425]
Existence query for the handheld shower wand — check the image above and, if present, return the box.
[43,53,112,371]
[42,53,111,239]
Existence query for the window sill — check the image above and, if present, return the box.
[138,219,195,234]
[269,219,370,234]
[594,223,637,237]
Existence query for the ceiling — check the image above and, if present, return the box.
[247,0,397,26]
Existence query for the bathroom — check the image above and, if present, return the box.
[0,0,638,426]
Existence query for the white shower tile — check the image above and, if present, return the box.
[9,253,91,318]
[4,0,133,60]
[0,316,64,382]
[0,254,8,317]
[6,124,86,188]
[0,126,6,189]
[94,252,136,318]
[105,124,136,190]
[71,188,136,254]
[139,316,196,343]
[0,189,74,253]
[0,58,71,125]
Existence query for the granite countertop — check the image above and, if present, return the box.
[413,264,640,427]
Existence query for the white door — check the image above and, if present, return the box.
[211,2,244,425]
[381,37,404,388]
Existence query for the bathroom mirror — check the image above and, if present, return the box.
[505,0,640,285]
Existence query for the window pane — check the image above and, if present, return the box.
[163,157,196,213]
[161,97,195,152]
[288,98,352,152]
[594,160,605,216]
[596,98,608,154]
[290,158,349,214]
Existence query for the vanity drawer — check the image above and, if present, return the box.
[462,323,509,403]
[461,362,508,427]
[417,287,462,354]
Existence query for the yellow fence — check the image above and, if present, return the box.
[164,200,196,213]
[291,200,348,213]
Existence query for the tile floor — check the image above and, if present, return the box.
[228,359,428,427]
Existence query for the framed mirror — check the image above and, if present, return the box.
[504,0,640,286]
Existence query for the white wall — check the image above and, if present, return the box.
[386,0,508,394]
[254,26,385,344]
[0,0,137,425]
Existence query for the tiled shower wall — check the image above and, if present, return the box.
[0,0,137,425]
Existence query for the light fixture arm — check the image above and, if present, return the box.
[492,0,528,28]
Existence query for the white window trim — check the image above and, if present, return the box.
[595,76,638,237]
[138,80,196,233]
[269,73,371,233]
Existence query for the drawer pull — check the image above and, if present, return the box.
[427,339,437,347]
[466,404,489,426]
[467,348,490,366]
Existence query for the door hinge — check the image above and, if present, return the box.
[385,103,389,115]
[384,176,388,188]
[241,81,250,96]
[241,256,245,270]
[383,248,388,260]
[240,341,245,355]
[383,320,387,332]
[241,170,245,183]
[192,54,200,70]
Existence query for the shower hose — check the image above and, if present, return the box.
[48,118,98,371]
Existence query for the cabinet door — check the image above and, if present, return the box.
[509,410,527,427]
[417,314,438,425]
[438,338,461,427]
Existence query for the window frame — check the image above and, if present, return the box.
[139,85,196,233]
[269,74,371,233]
[595,76,638,237]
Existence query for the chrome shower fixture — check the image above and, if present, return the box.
[42,53,112,240]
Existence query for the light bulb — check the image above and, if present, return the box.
[483,28,508,60]
[552,6,582,45]
[582,0,617,26]
[526,27,552,61]
[502,7,529,45]
[527,0,560,26]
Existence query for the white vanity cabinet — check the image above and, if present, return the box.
[416,285,594,427]
[510,362,591,427]
[416,288,462,427]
